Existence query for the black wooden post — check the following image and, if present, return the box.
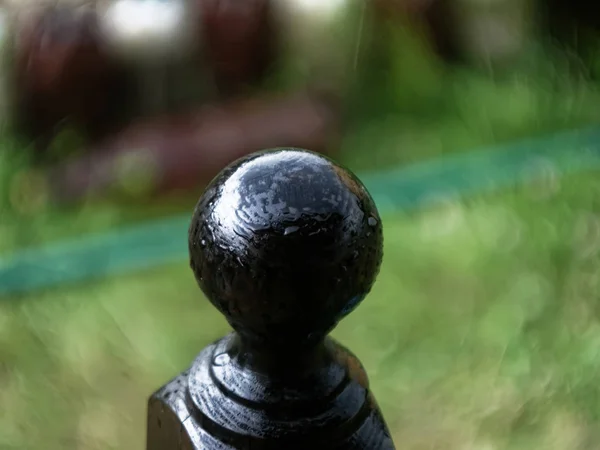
[146,148,395,450]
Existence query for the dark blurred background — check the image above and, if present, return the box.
[3,0,600,448]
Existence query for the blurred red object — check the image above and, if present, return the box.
[199,0,277,96]
[13,5,134,154]
[12,0,282,153]
[10,0,364,207]
[46,91,341,204]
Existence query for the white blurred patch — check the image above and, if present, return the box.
[98,0,198,63]
[113,147,160,197]
[284,0,348,16]
[418,192,466,240]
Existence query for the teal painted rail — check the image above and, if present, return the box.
[2,127,600,296]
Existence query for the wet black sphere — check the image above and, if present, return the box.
[188,148,383,349]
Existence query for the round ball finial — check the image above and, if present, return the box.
[189,148,383,348]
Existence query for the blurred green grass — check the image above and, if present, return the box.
[5,172,600,449]
[4,20,600,450]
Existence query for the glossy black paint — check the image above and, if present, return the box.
[147,148,395,449]
[189,148,383,350]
